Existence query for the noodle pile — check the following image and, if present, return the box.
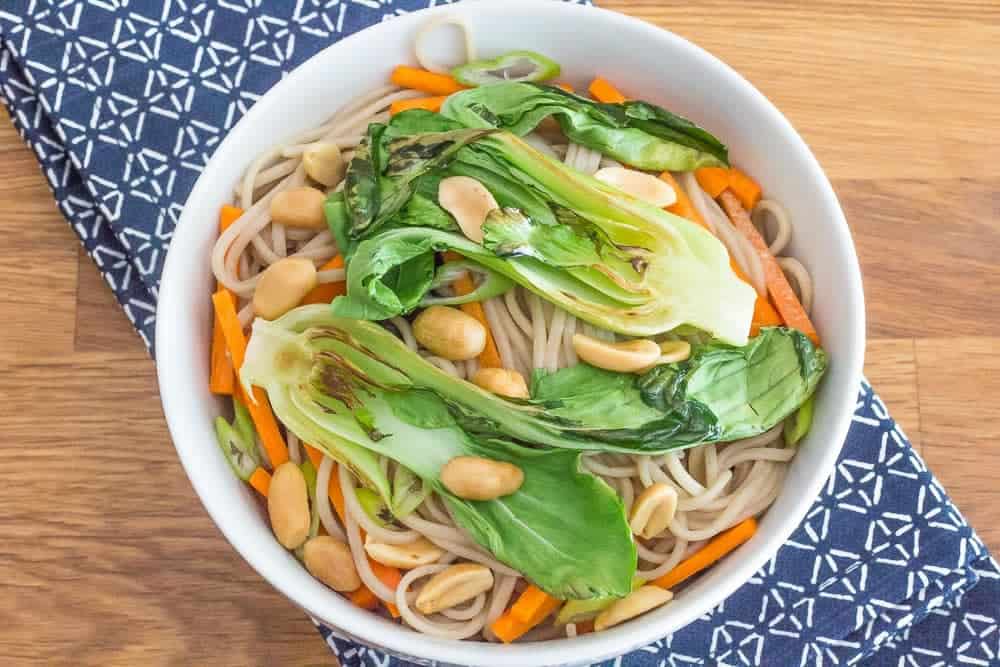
[210,58,812,642]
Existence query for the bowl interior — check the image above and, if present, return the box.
[156,3,865,666]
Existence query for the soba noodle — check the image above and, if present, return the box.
[210,64,814,642]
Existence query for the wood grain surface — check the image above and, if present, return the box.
[1,2,998,664]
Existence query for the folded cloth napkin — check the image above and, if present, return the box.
[3,3,998,665]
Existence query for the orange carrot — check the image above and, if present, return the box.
[491,585,562,643]
[718,192,819,344]
[349,586,379,610]
[654,518,757,590]
[390,65,465,96]
[728,167,762,211]
[694,167,730,199]
[555,82,574,93]
[212,289,290,466]
[510,585,560,624]
[588,77,626,103]
[304,443,323,469]
[750,296,783,337]
[248,467,271,497]
[209,206,245,394]
[369,560,403,618]
[659,172,709,230]
[301,255,347,305]
[390,96,448,115]
[219,204,243,231]
[209,288,237,395]
[442,251,503,368]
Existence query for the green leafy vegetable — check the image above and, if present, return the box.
[452,50,561,86]
[442,82,728,170]
[214,397,261,481]
[241,306,636,599]
[334,128,756,344]
[635,327,827,442]
[784,394,815,447]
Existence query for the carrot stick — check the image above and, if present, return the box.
[555,82,574,93]
[442,251,502,368]
[248,467,271,497]
[390,66,465,96]
[718,192,819,344]
[588,77,626,103]
[490,584,562,643]
[301,255,346,305]
[654,518,757,590]
[390,96,448,116]
[212,290,289,466]
[694,167,730,198]
[304,443,323,469]
[510,585,560,624]
[219,204,243,231]
[349,586,379,610]
[209,288,237,395]
[209,206,245,395]
[658,172,709,230]
[728,168,762,211]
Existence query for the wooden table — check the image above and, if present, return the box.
[1,2,997,664]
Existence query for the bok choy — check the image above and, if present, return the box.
[441,82,728,171]
[241,306,635,599]
[330,113,757,344]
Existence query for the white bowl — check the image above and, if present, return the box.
[156,2,865,665]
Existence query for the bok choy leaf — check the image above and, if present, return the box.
[441,82,728,170]
[241,306,635,599]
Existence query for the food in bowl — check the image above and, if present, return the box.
[206,18,825,644]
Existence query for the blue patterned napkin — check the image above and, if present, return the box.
[2,3,998,665]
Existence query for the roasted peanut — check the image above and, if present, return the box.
[364,535,444,570]
[594,586,673,631]
[270,185,327,229]
[438,176,499,243]
[440,456,524,500]
[303,536,361,592]
[303,143,345,187]
[472,368,530,399]
[572,334,661,373]
[629,483,678,539]
[267,462,311,549]
[594,167,676,207]
[252,257,317,320]
[413,305,486,361]
[415,563,494,614]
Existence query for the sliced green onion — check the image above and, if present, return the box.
[784,394,815,447]
[391,465,431,518]
[452,50,561,86]
[232,399,255,446]
[214,416,259,481]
